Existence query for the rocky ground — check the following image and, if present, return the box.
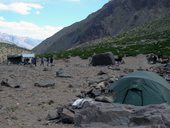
[0,55,162,128]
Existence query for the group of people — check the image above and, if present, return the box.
[40,57,53,66]
[24,57,53,66]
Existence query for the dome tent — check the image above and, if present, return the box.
[110,71,170,106]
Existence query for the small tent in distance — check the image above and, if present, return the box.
[110,71,170,106]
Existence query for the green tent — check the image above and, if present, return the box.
[110,71,170,106]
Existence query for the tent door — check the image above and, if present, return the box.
[123,88,143,106]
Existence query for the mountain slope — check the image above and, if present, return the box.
[34,0,170,54]
[0,32,42,49]
[72,12,170,49]
[0,42,31,63]
[45,13,170,59]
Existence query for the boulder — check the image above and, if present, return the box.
[56,69,72,78]
[47,106,74,124]
[90,52,115,66]
[34,80,55,88]
[1,79,20,88]
[46,110,59,121]
[74,102,170,128]
[60,108,74,124]
[74,102,132,127]
[129,104,170,127]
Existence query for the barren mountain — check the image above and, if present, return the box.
[33,0,170,54]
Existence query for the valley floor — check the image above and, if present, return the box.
[0,55,158,128]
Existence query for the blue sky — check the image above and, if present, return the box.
[0,0,109,40]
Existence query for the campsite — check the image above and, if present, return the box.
[1,0,170,127]
[1,54,170,128]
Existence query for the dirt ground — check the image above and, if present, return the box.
[0,55,158,128]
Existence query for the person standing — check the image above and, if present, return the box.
[50,56,53,66]
[46,57,49,66]
[32,57,37,66]
[40,57,44,66]
[34,57,37,66]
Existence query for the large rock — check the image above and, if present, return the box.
[90,52,115,66]
[74,102,170,128]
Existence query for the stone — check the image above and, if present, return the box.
[56,69,72,78]
[34,80,55,88]
[95,82,108,90]
[47,110,59,120]
[86,88,101,98]
[60,108,74,124]
[1,79,20,88]
[97,70,107,75]
[95,96,113,103]
[47,106,74,124]
[87,76,110,86]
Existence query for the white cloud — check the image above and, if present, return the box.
[0,19,63,40]
[0,2,42,15]
[0,16,5,21]
[36,10,40,15]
